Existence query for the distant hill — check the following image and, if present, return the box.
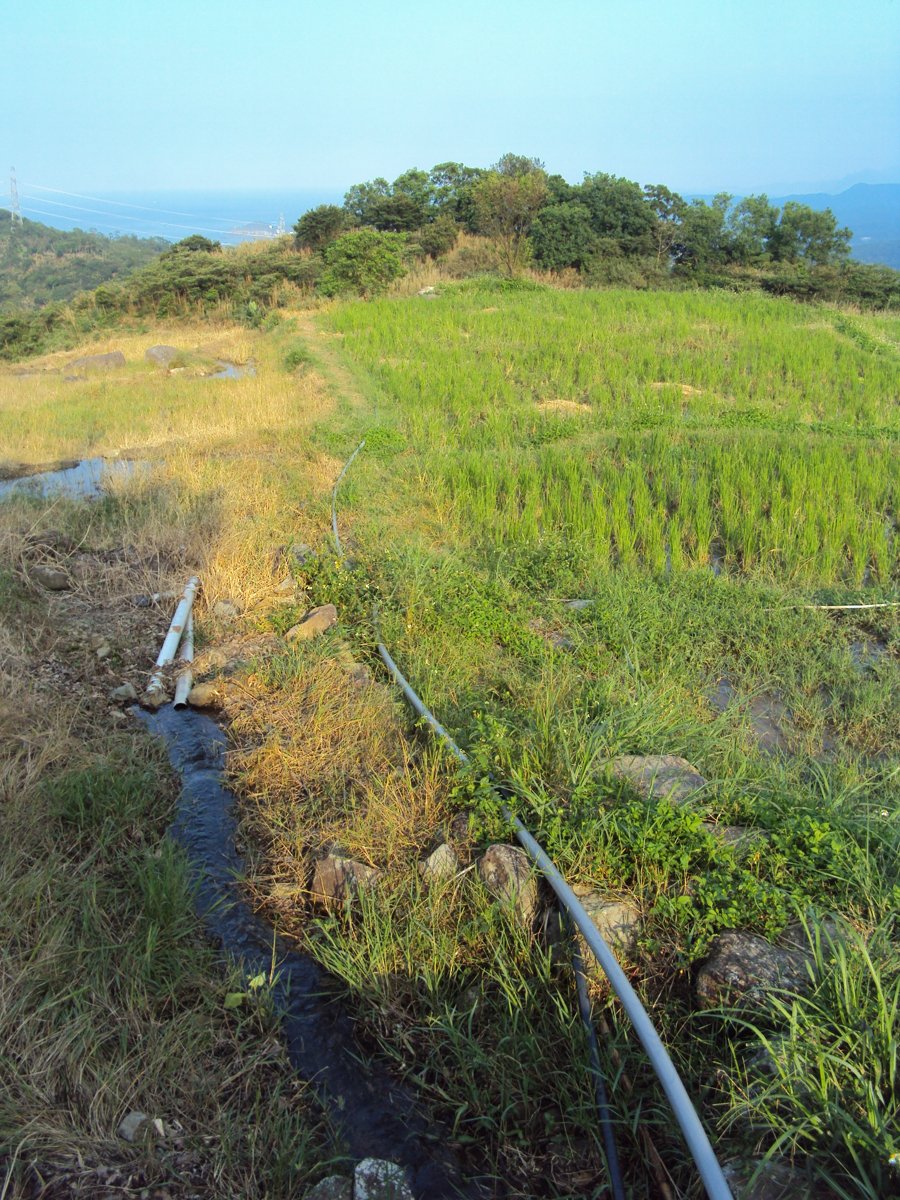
[770,183,900,270]
[0,211,169,311]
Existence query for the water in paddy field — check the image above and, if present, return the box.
[0,458,149,501]
[12,187,346,245]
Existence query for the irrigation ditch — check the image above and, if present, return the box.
[128,443,738,1200]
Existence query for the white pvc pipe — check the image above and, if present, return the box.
[173,609,194,709]
[145,576,200,701]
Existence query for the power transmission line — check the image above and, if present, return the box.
[20,193,250,236]
[28,181,258,225]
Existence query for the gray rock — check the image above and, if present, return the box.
[418,842,459,882]
[145,345,179,366]
[188,682,221,709]
[289,542,315,565]
[609,754,707,805]
[304,1177,352,1200]
[418,286,436,296]
[311,853,379,910]
[354,1159,413,1200]
[31,564,70,591]
[722,1158,813,1199]
[478,844,538,927]
[286,603,338,641]
[695,931,812,1011]
[117,1111,150,1142]
[68,350,126,372]
[275,575,298,594]
[110,682,138,703]
[213,599,241,619]
[701,822,769,857]
[577,896,642,970]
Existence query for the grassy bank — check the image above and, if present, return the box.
[0,285,897,1197]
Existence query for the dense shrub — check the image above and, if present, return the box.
[319,230,408,298]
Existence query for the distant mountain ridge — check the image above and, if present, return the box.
[770,183,900,269]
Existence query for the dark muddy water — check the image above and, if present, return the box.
[137,705,480,1199]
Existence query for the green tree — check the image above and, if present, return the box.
[166,234,221,255]
[472,169,549,275]
[580,173,656,255]
[771,202,851,265]
[319,229,407,298]
[530,201,598,270]
[728,195,780,264]
[343,178,391,225]
[293,204,348,251]
[676,194,732,268]
[415,214,459,259]
[644,184,687,266]
[428,162,485,229]
[493,152,545,177]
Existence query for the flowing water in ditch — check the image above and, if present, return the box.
[137,704,482,1200]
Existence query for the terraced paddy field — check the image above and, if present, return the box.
[0,285,897,1199]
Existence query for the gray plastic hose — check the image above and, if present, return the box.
[376,642,733,1200]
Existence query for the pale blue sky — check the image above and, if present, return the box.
[5,0,899,194]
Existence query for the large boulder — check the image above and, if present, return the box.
[609,754,707,805]
[311,853,379,910]
[67,350,126,373]
[145,345,179,366]
[31,564,70,591]
[418,842,459,882]
[478,844,538,927]
[694,931,811,1011]
[354,1159,413,1200]
[286,603,338,641]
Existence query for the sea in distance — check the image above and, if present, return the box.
[16,187,347,245]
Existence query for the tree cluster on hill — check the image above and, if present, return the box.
[0,211,169,311]
[294,154,898,306]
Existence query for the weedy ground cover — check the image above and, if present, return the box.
[286,283,897,1196]
[0,286,897,1197]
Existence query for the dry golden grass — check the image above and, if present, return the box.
[0,321,334,464]
[536,398,592,414]
[226,646,455,935]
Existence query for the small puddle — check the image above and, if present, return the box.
[708,677,792,754]
[209,360,256,380]
[0,458,149,501]
[850,638,888,674]
[137,705,477,1199]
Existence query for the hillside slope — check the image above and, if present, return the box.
[0,210,169,311]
